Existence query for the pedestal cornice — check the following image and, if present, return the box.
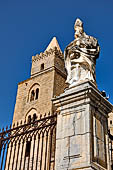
[52,80,113,116]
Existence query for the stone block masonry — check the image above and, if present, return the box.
[53,81,112,170]
[12,37,67,124]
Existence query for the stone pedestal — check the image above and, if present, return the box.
[52,81,113,170]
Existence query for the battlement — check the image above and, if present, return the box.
[32,47,63,63]
[31,37,66,78]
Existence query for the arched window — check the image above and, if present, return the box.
[33,113,37,122]
[28,84,40,102]
[25,108,38,123]
[28,115,31,123]
[30,90,35,101]
[35,88,39,100]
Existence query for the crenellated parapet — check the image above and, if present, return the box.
[31,38,66,78]
[32,47,63,63]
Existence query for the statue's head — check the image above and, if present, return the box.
[74,18,84,38]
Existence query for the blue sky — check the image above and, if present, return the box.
[0,0,113,128]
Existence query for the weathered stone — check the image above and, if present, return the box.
[55,138,70,170]
[53,81,112,170]
[69,135,80,156]
[64,18,100,87]
[12,37,67,124]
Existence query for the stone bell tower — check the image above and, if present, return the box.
[53,19,113,170]
[12,37,66,124]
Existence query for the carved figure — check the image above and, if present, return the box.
[64,18,100,87]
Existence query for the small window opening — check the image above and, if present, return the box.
[110,120,112,125]
[33,113,37,122]
[25,141,31,157]
[30,90,35,101]
[35,88,39,100]
[41,63,44,70]
[28,115,31,123]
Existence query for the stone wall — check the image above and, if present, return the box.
[13,46,66,124]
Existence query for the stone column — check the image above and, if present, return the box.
[52,81,113,170]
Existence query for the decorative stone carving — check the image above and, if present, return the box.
[64,18,100,87]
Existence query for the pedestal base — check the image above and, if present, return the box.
[53,81,112,170]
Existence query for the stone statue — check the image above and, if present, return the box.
[64,18,100,87]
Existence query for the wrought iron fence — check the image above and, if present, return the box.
[0,114,57,170]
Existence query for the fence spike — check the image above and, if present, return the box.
[40,114,42,119]
[6,125,8,130]
[20,120,22,125]
[13,123,15,128]
[17,121,19,126]
[48,111,50,116]
[2,127,4,132]
[44,113,46,117]
[9,124,12,129]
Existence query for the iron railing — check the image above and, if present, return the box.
[0,114,57,170]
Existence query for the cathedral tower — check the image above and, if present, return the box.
[13,37,66,124]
